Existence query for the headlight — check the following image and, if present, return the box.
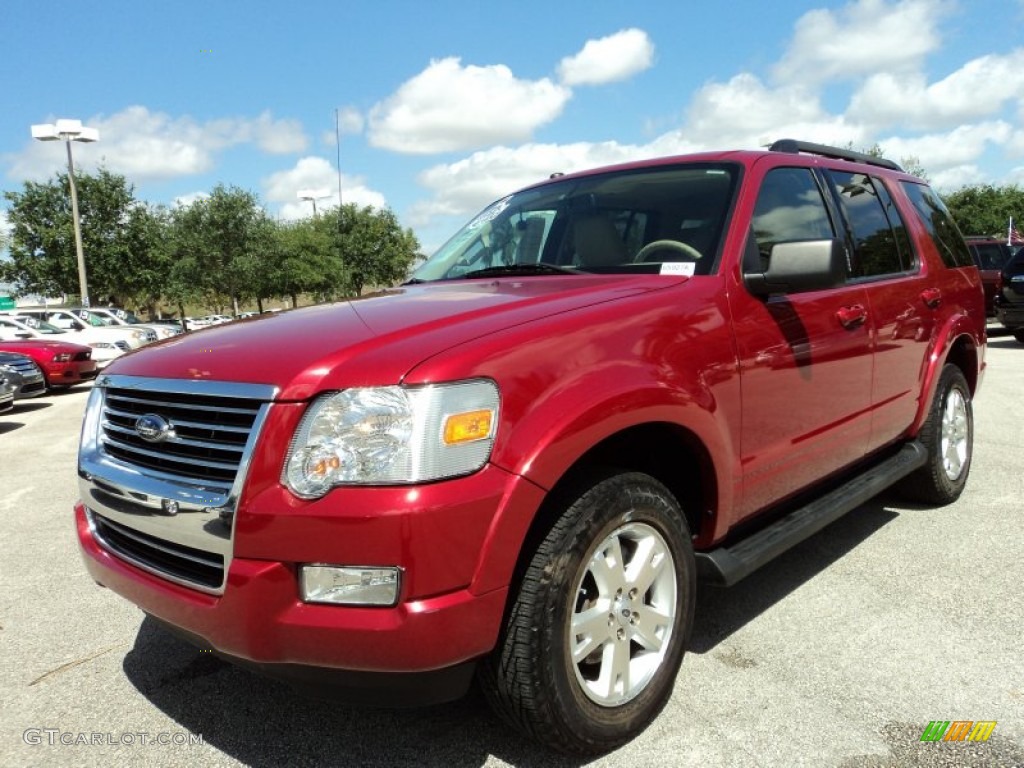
[89,342,115,349]
[52,352,72,362]
[283,379,499,498]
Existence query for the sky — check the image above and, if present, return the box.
[3,0,1024,253]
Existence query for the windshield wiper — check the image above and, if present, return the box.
[458,263,582,279]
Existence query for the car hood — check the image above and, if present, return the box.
[105,275,679,400]
[0,339,91,353]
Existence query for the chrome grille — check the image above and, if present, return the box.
[100,386,261,491]
[80,375,278,594]
[91,512,225,590]
[0,355,39,375]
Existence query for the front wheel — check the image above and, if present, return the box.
[900,364,973,504]
[480,472,695,755]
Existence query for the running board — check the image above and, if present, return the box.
[695,442,927,587]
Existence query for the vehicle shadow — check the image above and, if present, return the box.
[11,401,52,414]
[0,420,26,434]
[120,498,899,767]
[122,619,587,768]
[690,496,898,654]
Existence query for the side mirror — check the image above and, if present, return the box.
[744,238,847,297]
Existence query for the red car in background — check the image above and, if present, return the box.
[0,338,97,389]
[964,236,1017,316]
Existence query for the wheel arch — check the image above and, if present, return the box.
[472,421,717,621]
[911,321,983,437]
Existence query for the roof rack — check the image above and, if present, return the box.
[768,139,903,172]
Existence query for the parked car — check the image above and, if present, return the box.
[69,307,176,341]
[995,246,1024,342]
[0,315,123,368]
[9,309,148,349]
[75,140,985,755]
[0,338,97,389]
[0,352,46,400]
[199,314,233,326]
[964,237,1015,316]
[64,308,159,345]
[0,373,14,413]
[181,316,212,330]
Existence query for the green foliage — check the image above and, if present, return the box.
[336,203,420,295]
[1,168,165,302]
[272,216,344,306]
[941,184,1024,238]
[165,185,275,314]
[845,142,929,181]
[1,173,421,313]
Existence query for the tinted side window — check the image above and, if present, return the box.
[900,182,973,268]
[751,168,835,265]
[829,171,904,278]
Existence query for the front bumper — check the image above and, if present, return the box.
[74,457,547,702]
[46,360,98,387]
[995,302,1024,330]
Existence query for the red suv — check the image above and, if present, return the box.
[75,140,985,754]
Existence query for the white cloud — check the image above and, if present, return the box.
[775,0,949,85]
[557,28,654,86]
[7,106,309,183]
[880,122,1013,171]
[850,50,1024,130]
[409,140,674,225]
[930,165,988,191]
[262,156,386,220]
[172,191,209,208]
[681,73,864,149]
[320,107,366,147]
[367,57,571,154]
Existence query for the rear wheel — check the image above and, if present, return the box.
[1013,329,1024,344]
[900,364,972,504]
[480,472,695,755]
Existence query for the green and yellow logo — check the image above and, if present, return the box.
[920,720,996,742]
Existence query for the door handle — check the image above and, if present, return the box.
[836,304,867,329]
[920,288,942,309]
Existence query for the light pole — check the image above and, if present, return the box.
[297,188,330,219]
[31,119,99,307]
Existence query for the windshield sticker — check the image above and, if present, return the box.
[467,195,512,230]
[660,262,696,276]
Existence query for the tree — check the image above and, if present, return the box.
[941,184,1024,238]
[1,169,163,303]
[336,204,420,295]
[270,216,343,308]
[847,142,929,181]
[168,185,274,315]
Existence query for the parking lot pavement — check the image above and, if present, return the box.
[1,339,1022,768]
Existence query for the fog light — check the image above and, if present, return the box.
[300,565,401,606]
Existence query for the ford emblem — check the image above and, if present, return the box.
[135,413,173,443]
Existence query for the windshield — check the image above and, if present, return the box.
[75,310,116,326]
[7,317,66,335]
[411,163,739,282]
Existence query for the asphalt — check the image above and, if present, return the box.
[1,331,1022,768]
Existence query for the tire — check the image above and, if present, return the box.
[1013,329,1024,344]
[480,472,695,755]
[900,364,973,505]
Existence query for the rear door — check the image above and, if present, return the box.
[822,169,931,449]
[730,164,873,520]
